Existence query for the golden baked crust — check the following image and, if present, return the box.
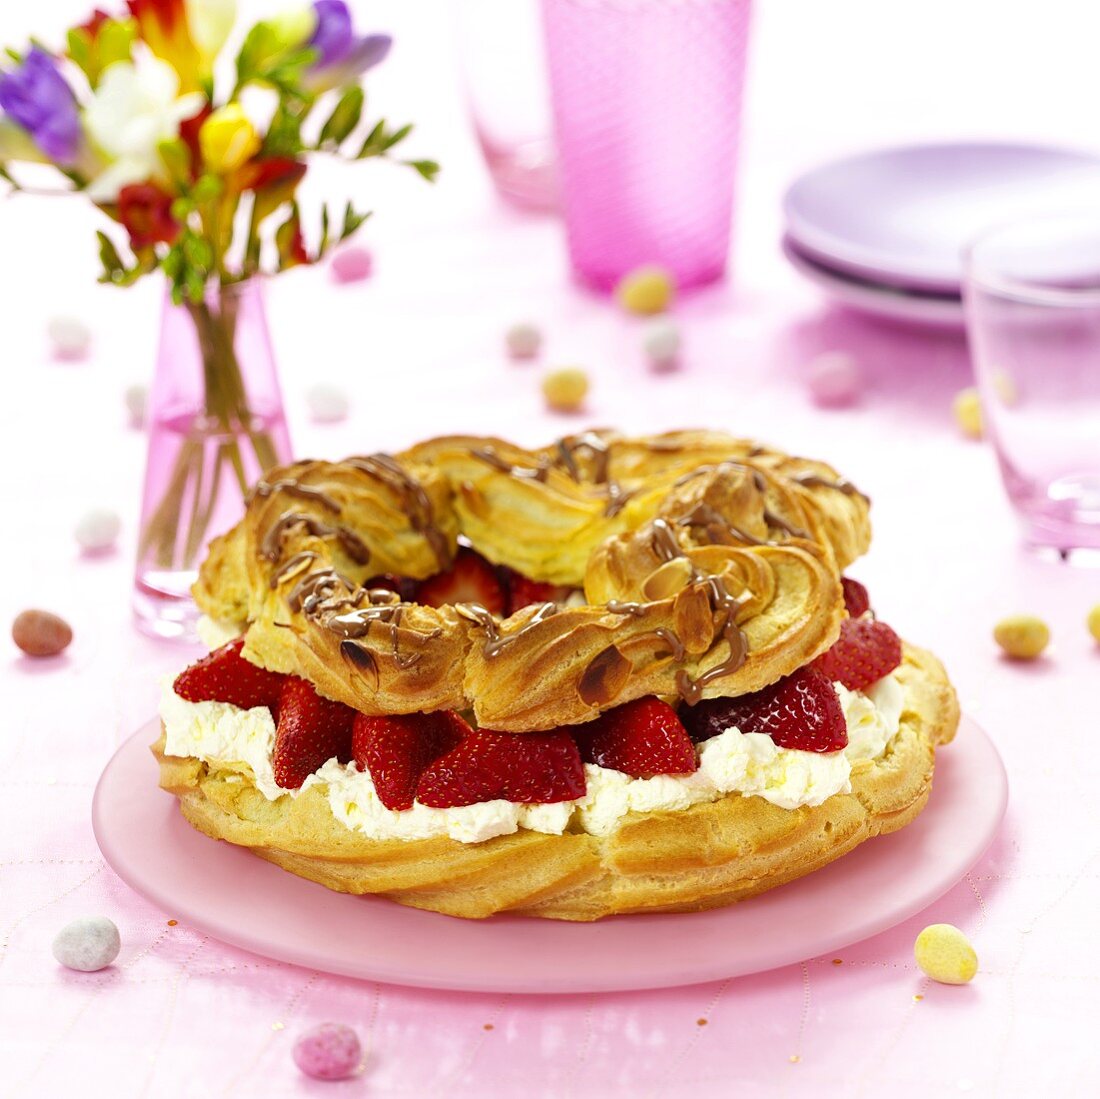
[192,430,871,730]
[153,643,958,921]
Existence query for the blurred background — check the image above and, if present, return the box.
[4,0,1100,637]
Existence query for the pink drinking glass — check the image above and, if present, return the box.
[133,279,292,639]
[964,213,1100,556]
[540,0,753,292]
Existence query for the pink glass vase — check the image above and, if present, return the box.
[133,279,292,640]
[541,0,753,291]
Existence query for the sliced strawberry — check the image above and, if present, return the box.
[418,548,506,615]
[572,697,697,778]
[364,574,419,602]
[503,570,571,616]
[841,576,871,618]
[272,678,356,790]
[681,667,848,753]
[352,710,470,811]
[417,729,585,808]
[815,617,902,691]
[173,638,285,710]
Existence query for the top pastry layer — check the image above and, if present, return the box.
[192,430,871,730]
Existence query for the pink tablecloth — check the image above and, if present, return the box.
[3,2,1100,1095]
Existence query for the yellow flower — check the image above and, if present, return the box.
[199,103,261,173]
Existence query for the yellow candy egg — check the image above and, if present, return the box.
[542,367,589,413]
[615,265,674,315]
[914,923,978,985]
[953,387,983,439]
[1087,604,1100,644]
[993,614,1050,660]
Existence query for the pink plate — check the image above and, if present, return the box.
[93,717,1006,994]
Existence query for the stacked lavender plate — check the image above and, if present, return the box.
[782,143,1100,328]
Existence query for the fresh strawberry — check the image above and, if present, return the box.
[352,710,470,811]
[364,574,419,602]
[417,729,585,808]
[173,638,285,710]
[681,667,848,753]
[418,548,506,615]
[841,576,871,618]
[504,570,571,615]
[572,697,697,777]
[814,617,902,691]
[272,678,356,790]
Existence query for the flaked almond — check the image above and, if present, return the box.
[458,480,489,520]
[12,609,72,657]
[642,556,694,601]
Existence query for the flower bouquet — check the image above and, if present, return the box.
[0,0,436,636]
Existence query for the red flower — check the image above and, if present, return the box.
[178,103,212,178]
[117,182,179,248]
[78,9,113,39]
[126,0,187,33]
[242,157,307,192]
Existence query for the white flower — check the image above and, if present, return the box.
[82,54,204,202]
[188,0,238,61]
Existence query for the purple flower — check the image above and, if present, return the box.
[307,2,391,91]
[0,48,81,165]
[310,0,354,67]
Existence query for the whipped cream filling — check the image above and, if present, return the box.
[195,615,246,651]
[160,673,904,845]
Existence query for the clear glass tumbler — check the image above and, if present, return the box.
[458,0,559,212]
[540,0,753,291]
[964,213,1100,554]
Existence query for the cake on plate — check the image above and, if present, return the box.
[154,430,958,920]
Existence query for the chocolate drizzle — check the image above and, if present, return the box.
[554,432,634,518]
[471,447,551,483]
[647,518,748,702]
[791,470,869,502]
[456,600,558,658]
[250,477,340,514]
[677,503,772,548]
[261,510,372,566]
[347,453,450,568]
[605,600,646,617]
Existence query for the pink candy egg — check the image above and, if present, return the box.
[806,351,861,408]
[330,247,373,284]
[293,1022,362,1080]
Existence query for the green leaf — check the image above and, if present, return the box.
[356,120,388,159]
[318,203,330,256]
[96,230,125,278]
[263,100,304,157]
[339,201,371,242]
[157,138,191,190]
[5,47,23,64]
[0,163,19,191]
[66,29,92,80]
[98,19,136,70]
[383,124,412,151]
[318,86,364,149]
[404,159,440,183]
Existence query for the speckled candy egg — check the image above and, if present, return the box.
[124,383,148,429]
[642,318,681,371]
[293,1022,363,1080]
[615,265,674,315]
[306,383,350,424]
[914,923,978,985]
[330,246,373,283]
[807,351,861,407]
[52,916,120,972]
[47,315,92,361]
[505,321,543,360]
[75,508,121,554]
